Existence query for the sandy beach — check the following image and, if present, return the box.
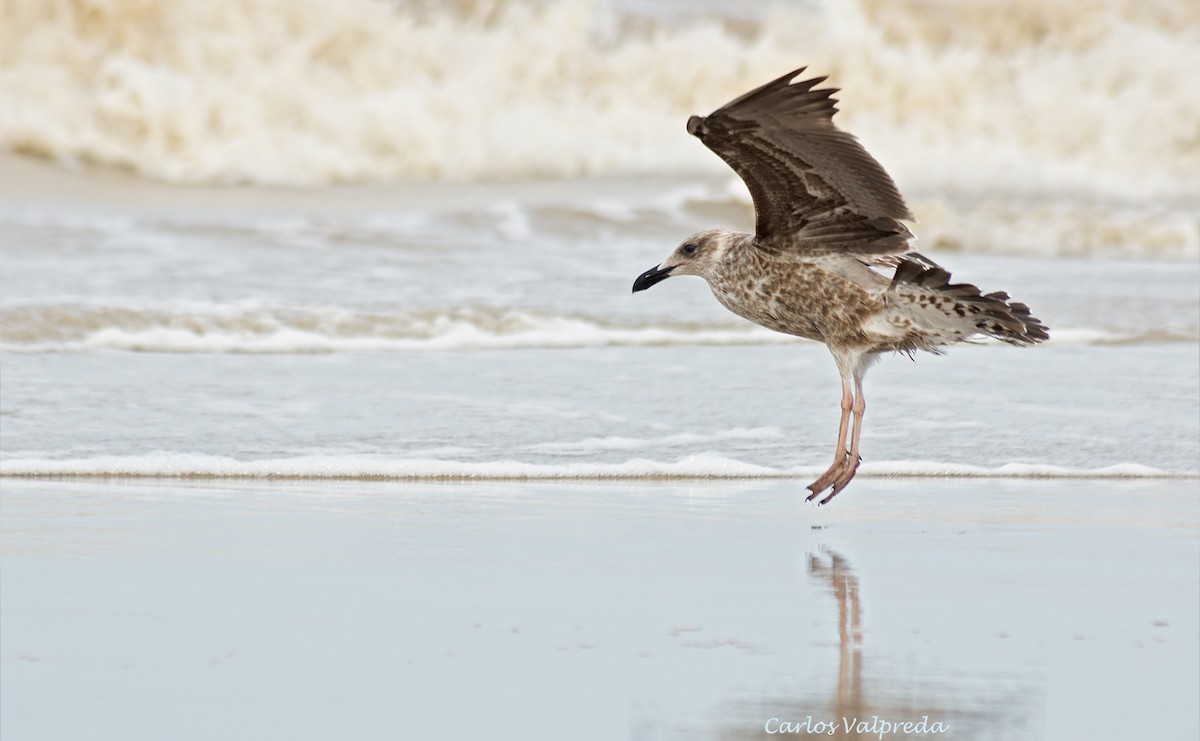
[2,477,1197,740]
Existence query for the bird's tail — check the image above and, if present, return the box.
[888,260,1049,347]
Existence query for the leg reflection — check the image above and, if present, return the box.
[809,547,864,719]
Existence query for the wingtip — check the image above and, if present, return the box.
[774,67,812,91]
[784,66,808,81]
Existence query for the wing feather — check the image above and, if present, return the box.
[688,68,915,257]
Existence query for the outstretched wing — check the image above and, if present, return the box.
[687,68,915,257]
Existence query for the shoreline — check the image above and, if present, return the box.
[2,465,1195,482]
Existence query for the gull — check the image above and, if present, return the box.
[632,68,1048,504]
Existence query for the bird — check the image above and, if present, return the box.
[632,68,1048,504]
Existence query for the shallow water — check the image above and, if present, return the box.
[2,341,1198,477]
[2,478,1197,740]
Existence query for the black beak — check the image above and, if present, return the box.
[632,264,674,293]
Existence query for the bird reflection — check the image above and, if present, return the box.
[715,545,1033,740]
[808,547,864,718]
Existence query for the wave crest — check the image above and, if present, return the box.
[2,0,1197,198]
[0,304,787,353]
[1,303,1190,353]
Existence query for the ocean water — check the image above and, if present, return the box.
[1,162,1196,480]
[1,0,1198,480]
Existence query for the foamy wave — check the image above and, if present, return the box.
[907,198,1200,261]
[2,304,1193,353]
[530,427,786,454]
[2,303,1193,353]
[1044,328,1199,347]
[0,303,790,353]
[0,453,780,480]
[2,0,1197,201]
[1,454,1191,480]
[685,189,1200,259]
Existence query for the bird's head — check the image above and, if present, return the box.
[632,229,735,292]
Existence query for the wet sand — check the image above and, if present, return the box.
[2,477,1196,740]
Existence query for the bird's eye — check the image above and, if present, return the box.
[682,243,698,255]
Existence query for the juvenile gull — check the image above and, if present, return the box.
[633,68,1048,504]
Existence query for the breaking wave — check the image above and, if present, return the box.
[0,303,1192,353]
[2,0,1198,201]
[1,453,1191,480]
[0,303,788,352]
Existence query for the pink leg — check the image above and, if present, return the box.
[806,375,855,499]
[818,376,866,505]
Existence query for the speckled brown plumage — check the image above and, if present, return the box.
[633,68,1048,504]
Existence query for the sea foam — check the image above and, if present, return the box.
[1,454,1190,480]
[0,304,790,353]
[2,0,1197,202]
[1,303,1191,353]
